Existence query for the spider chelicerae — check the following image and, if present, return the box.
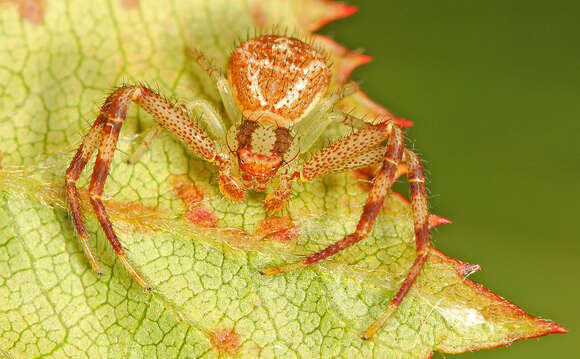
[65,34,431,340]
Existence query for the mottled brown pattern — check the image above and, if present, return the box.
[273,127,292,154]
[235,120,259,149]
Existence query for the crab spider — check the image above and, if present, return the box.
[65,35,431,340]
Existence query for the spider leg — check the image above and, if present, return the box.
[263,121,393,212]
[294,82,358,153]
[262,125,431,339]
[187,48,242,123]
[362,149,430,340]
[67,85,223,288]
[127,124,162,164]
[128,98,226,164]
[89,106,152,289]
[65,114,106,274]
[261,122,402,273]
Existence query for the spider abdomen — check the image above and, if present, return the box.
[227,35,330,128]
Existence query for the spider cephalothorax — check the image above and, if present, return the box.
[66,34,433,340]
[226,35,328,192]
[233,119,292,191]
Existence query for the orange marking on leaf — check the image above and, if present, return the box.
[251,2,266,27]
[172,175,203,205]
[209,328,241,356]
[120,0,139,9]
[256,217,299,242]
[308,1,357,31]
[77,189,164,232]
[171,175,218,228]
[7,0,45,25]
[185,207,218,228]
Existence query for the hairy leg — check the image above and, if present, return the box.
[362,149,430,340]
[66,85,221,287]
[261,123,404,273]
[187,48,242,123]
[128,98,226,164]
[294,82,358,153]
[264,121,394,212]
[127,124,162,164]
[65,114,106,274]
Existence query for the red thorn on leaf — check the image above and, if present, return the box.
[309,1,358,31]
[548,323,568,334]
[429,215,452,229]
[337,53,372,84]
[394,117,414,128]
[333,2,358,18]
[391,192,451,229]
[314,35,371,84]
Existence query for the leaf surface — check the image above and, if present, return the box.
[0,0,564,358]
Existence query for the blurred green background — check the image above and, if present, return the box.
[324,0,578,358]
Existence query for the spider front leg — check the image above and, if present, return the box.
[262,122,404,273]
[264,121,395,212]
[66,85,227,289]
[261,122,432,339]
[127,98,227,165]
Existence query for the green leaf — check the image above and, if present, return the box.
[0,0,564,358]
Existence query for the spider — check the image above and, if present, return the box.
[65,34,431,340]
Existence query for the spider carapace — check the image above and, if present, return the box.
[66,34,432,340]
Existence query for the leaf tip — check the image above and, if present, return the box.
[256,216,299,242]
[543,321,567,335]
